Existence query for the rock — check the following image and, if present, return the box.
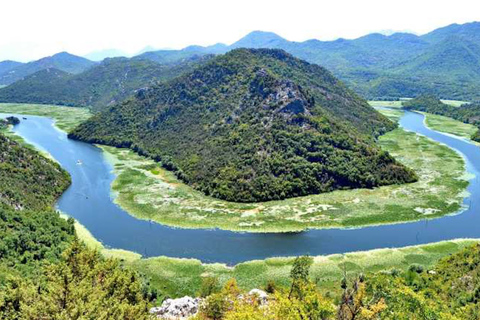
[150,296,203,319]
[248,289,269,305]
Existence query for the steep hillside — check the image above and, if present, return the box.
[395,36,480,81]
[0,52,96,85]
[70,49,416,202]
[0,128,70,211]
[0,56,212,111]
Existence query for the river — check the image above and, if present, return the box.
[3,111,479,265]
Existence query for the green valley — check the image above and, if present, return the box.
[3,7,480,319]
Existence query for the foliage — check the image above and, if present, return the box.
[0,207,75,282]
[0,240,151,320]
[70,48,416,202]
[403,95,480,141]
[0,133,70,210]
[198,276,221,298]
[0,56,213,112]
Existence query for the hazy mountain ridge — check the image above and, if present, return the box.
[0,52,96,85]
[0,56,213,111]
[133,22,480,100]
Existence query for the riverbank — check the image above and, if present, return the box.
[5,102,480,299]
[370,100,478,142]
[71,215,478,298]
[0,103,91,132]
[101,122,468,232]
[3,103,471,233]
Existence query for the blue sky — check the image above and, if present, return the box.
[1,0,479,61]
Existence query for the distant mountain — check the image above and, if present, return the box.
[422,22,480,44]
[0,60,23,75]
[134,49,214,65]
[70,49,416,202]
[84,49,127,61]
[0,52,96,85]
[133,21,480,100]
[396,36,480,81]
[0,55,213,111]
[230,31,290,49]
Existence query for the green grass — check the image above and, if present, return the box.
[440,99,469,107]
[421,112,478,141]
[369,99,468,108]
[100,119,469,233]
[368,100,404,108]
[71,218,478,298]
[0,103,91,132]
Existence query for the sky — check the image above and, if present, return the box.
[1,0,479,62]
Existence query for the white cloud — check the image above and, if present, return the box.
[1,0,479,61]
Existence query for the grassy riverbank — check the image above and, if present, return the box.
[71,219,478,298]
[422,112,479,141]
[369,99,468,108]
[0,103,91,132]
[101,122,468,232]
[370,100,478,142]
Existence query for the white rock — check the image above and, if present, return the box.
[150,296,202,319]
[248,289,269,305]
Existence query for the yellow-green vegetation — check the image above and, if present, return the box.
[368,100,404,108]
[441,99,470,107]
[0,103,91,132]
[190,243,480,320]
[422,112,479,140]
[375,108,404,122]
[369,99,468,108]
[72,221,478,298]
[100,122,468,232]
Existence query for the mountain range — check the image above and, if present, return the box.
[69,49,416,202]
[0,52,96,85]
[0,55,212,111]
[1,21,480,101]
[127,21,480,100]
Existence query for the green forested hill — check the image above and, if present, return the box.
[0,56,212,112]
[403,95,480,142]
[0,52,96,85]
[0,123,152,318]
[0,132,70,210]
[70,49,416,202]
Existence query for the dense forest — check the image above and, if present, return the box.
[0,55,213,112]
[0,126,153,318]
[70,49,417,202]
[403,95,480,142]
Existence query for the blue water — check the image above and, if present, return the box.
[3,111,479,265]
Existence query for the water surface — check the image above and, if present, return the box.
[3,111,479,264]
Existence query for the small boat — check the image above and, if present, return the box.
[76,160,83,165]
[22,117,27,120]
